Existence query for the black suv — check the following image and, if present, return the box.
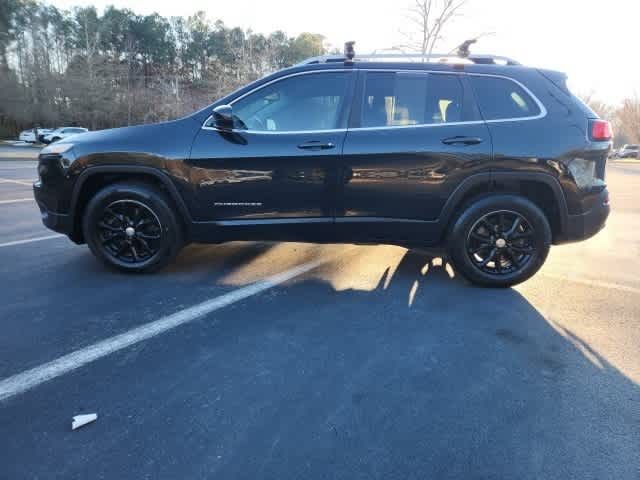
[33,50,611,287]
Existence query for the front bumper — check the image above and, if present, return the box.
[33,181,75,239]
[555,188,610,244]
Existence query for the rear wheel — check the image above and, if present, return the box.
[83,182,183,272]
[447,195,551,287]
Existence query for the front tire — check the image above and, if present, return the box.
[83,182,183,272]
[447,195,551,287]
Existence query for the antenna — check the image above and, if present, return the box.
[455,39,477,58]
[344,41,356,64]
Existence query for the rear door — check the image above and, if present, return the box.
[337,70,492,244]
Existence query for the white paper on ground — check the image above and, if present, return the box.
[72,413,97,430]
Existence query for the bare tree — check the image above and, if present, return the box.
[400,0,469,56]
[579,92,615,120]
[615,94,640,144]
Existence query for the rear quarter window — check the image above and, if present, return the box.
[469,76,541,120]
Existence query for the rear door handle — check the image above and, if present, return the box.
[441,136,483,146]
[297,141,335,150]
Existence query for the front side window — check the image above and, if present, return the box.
[469,75,541,120]
[361,72,467,128]
[228,72,349,132]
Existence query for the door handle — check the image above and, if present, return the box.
[297,141,335,150]
[441,136,483,146]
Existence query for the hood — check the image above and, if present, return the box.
[58,118,200,161]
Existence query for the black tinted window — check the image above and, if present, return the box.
[230,72,349,132]
[469,76,541,120]
[361,72,467,127]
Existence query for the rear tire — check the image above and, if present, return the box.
[447,195,551,287]
[82,182,183,273]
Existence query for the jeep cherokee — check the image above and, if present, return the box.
[33,48,611,287]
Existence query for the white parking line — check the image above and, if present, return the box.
[0,178,33,186]
[0,234,65,248]
[0,258,328,402]
[0,198,33,204]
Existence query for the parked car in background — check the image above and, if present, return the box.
[18,130,37,143]
[616,144,639,159]
[42,127,89,144]
[37,128,55,143]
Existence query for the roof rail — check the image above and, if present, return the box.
[297,52,521,67]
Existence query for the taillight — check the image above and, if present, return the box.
[590,119,612,141]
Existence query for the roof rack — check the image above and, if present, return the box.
[297,41,521,67]
[298,52,521,66]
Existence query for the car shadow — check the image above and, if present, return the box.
[3,242,638,479]
[189,244,639,479]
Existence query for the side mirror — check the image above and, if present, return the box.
[212,104,234,131]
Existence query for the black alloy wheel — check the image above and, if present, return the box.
[97,199,163,265]
[447,195,551,288]
[466,210,534,276]
[83,182,183,272]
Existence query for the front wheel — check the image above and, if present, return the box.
[447,195,551,287]
[83,182,183,272]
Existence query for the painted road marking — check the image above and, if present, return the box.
[0,178,33,186]
[0,258,329,402]
[0,198,33,204]
[0,234,65,248]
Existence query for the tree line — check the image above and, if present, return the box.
[583,94,640,147]
[1,1,638,146]
[0,1,327,137]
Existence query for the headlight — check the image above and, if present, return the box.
[41,143,74,155]
[568,158,596,190]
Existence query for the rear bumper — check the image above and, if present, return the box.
[555,188,610,244]
[33,182,76,239]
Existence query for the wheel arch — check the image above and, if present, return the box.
[439,171,569,243]
[69,166,192,243]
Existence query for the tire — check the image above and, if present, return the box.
[82,182,184,273]
[446,195,551,288]
[51,137,60,143]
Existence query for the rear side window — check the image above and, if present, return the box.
[469,76,541,120]
[361,72,469,127]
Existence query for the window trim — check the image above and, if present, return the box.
[201,69,547,134]
[201,69,353,134]
[351,70,547,131]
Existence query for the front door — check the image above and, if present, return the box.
[337,70,492,244]
[188,70,353,241]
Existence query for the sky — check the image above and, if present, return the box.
[48,0,640,106]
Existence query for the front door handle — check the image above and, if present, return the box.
[441,136,483,146]
[297,141,335,150]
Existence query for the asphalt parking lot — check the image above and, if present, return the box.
[0,147,638,479]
